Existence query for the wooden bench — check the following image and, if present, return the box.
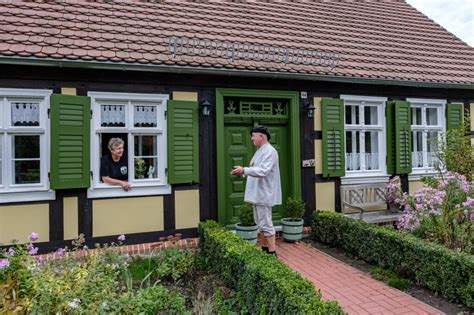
[341,183,401,224]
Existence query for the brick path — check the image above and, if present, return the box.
[277,241,443,315]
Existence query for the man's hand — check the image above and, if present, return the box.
[231,166,245,176]
[120,181,132,191]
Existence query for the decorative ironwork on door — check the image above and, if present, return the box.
[224,98,288,118]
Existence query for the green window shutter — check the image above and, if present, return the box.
[386,101,396,174]
[167,100,199,184]
[446,103,463,130]
[321,98,345,177]
[386,101,412,174]
[50,94,91,189]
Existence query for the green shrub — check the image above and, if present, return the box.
[198,220,345,314]
[312,211,474,307]
[239,203,256,226]
[285,197,305,220]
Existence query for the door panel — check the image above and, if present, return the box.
[224,125,253,226]
[223,123,289,227]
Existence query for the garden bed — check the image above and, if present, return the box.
[311,211,474,308]
[0,233,242,314]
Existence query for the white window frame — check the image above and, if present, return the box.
[407,98,445,179]
[88,91,170,198]
[341,95,388,184]
[0,88,54,203]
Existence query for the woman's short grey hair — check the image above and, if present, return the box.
[108,138,124,151]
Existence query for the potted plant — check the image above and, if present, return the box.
[282,197,305,242]
[235,203,258,244]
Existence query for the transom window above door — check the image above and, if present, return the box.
[407,98,445,173]
[341,95,387,177]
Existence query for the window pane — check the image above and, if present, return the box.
[134,135,158,180]
[364,106,378,125]
[101,105,125,127]
[427,132,439,167]
[426,108,438,126]
[412,107,422,125]
[411,131,423,167]
[134,105,157,127]
[134,135,157,157]
[364,131,379,170]
[15,160,40,184]
[134,157,158,179]
[345,105,359,125]
[345,131,360,170]
[11,102,40,126]
[14,135,39,158]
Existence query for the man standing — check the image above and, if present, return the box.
[231,125,281,255]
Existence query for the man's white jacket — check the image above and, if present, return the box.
[243,143,282,206]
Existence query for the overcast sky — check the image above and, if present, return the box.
[406,0,474,47]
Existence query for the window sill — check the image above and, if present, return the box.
[408,171,439,181]
[341,173,390,185]
[88,184,171,199]
[0,190,56,204]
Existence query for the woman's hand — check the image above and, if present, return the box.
[120,181,132,191]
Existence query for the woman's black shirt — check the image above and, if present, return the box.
[100,154,128,181]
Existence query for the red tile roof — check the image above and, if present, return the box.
[0,0,473,86]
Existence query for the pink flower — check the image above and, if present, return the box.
[27,244,38,256]
[7,248,14,257]
[0,259,9,269]
[29,232,39,242]
[55,248,66,257]
[118,234,126,241]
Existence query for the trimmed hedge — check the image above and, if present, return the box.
[312,211,474,307]
[198,220,345,314]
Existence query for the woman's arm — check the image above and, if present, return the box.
[101,176,131,191]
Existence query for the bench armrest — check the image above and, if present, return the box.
[342,201,366,220]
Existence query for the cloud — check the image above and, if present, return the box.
[406,0,474,47]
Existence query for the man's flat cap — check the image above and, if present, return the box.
[251,125,271,140]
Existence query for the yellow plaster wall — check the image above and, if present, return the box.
[0,204,49,245]
[63,197,78,240]
[172,92,198,102]
[175,190,200,229]
[315,139,323,174]
[93,197,164,237]
[313,97,322,131]
[315,182,335,211]
[409,180,425,195]
[61,88,77,96]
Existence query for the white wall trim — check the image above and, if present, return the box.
[341,175,391,185]
[0,190,55,203]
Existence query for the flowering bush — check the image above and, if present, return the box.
[0,233,192,313]
[386,173,474,253]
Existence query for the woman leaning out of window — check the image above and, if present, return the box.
[100,138,131,191]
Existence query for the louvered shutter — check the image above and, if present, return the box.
[386,101,412,174]
[386,101,396,174]
[50,94,91,189]
[167,100,199,184]
[446,103,463,130]
[322,98,345,177]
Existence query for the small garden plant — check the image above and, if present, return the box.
[239,203,256,226]
[285,197,305,220]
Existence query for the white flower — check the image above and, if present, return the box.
[68,298,81,309]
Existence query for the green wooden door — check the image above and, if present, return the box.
[223,123,289,227]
